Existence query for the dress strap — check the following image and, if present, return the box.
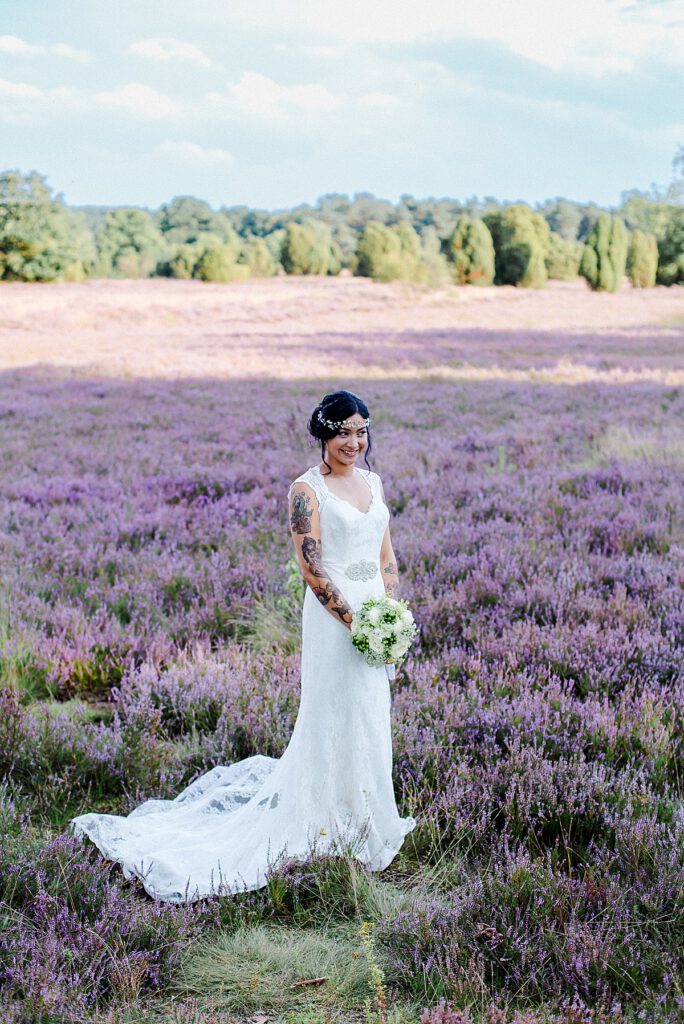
[287,466,328,511]
[357,466,380,501]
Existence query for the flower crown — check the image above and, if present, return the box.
[317,409,371,431]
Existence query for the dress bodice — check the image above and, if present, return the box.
[289,465,390,585]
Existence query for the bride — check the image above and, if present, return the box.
[70,389,416,902]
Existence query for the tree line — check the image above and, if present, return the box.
[0,154,682,291]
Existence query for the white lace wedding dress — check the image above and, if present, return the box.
[70,465,416,902]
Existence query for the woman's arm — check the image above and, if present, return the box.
[378,478,400,598]
[289,482,354,629]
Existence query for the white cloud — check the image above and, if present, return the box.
[223,71,342,119]
[0,34,90,61]
[0,77,181,123]
[203,0,684,75]
[360,92,400,107]
[0,76,85,123]
[153,139,235,164]
[127,37,212,67]
[0,76,45,100]
[93,83,180,118]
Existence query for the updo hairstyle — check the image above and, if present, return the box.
[308,390,372,474]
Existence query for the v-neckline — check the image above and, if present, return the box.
[315,465,374,515]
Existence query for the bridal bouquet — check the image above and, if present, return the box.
[350,595,418,669]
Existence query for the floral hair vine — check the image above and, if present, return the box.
[317,410,371,431]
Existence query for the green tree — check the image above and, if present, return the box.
[579,213,627,292]
[483,204,549,287]
[545,232,582,280]
[656,211,684,285]
[394,220,426,282]
[352,221,398,279]
[626,229,658,288]
[95,208,166,278]
[444,214,495,285]
[306,218,342,275]
[159,196,237,246]
[0,169,95,281]
[280,222,330,275]
[194,243,250,283]
[165,242,203,280]
[264,229,286,269]
[542,199,582,241]
[238,237,278,277]
[352,220,427,283]
[420,225,451,286]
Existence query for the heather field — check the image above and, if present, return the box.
[1,276,684,1024]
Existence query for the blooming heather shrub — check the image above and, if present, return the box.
[378,813,684,1007]
[115,643,301,769]
[0,794,217,1022]
[420,1000,472,1023]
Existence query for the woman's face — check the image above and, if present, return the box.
[325,413,369,468]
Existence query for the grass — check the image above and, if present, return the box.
[174,920,377,1016]
[584,422,684,466]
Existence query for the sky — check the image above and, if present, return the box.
[1,0,683,212]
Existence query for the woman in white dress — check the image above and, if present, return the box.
[70,390,416,902]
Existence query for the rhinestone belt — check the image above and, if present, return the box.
[344,559,379,582]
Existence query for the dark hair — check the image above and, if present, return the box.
[308,390,372,474]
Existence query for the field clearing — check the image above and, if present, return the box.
[1,276,684,1023]
[1,275,683,383]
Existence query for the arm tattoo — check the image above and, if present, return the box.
[312,580,353,624]
[382,558,399,597]
[301,536,325,577]
[290,490,313,534]
[299,530,353,625]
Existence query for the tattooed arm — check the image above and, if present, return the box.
[288,482,354,629]
[378,478,400,598]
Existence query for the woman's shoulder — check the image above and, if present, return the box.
[288,466,323,501]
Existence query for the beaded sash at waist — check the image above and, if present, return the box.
[343,559,379,582]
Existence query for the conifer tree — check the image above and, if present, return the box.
[483,204,549,287]
[656,212,684,285]
[444,214,495,285]
[626,229,658,288]
[579,212,627,292]
[281,222,329,275]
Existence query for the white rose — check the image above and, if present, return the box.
[369,632,384,653]
[390,642,404,660]
[367,606,382,626]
